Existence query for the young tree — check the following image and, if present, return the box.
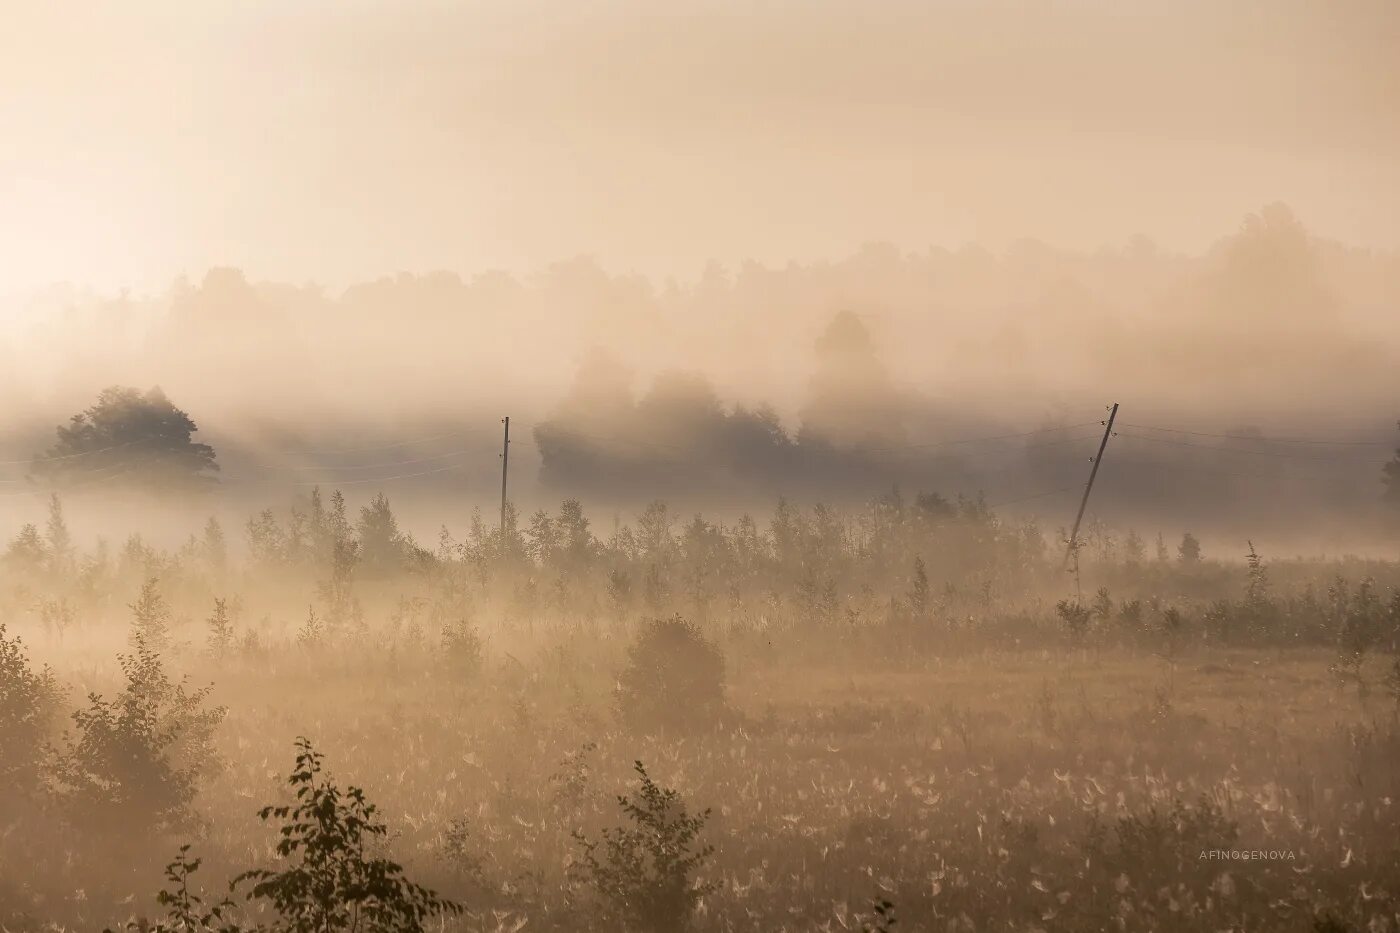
[31,386,218,493]
[1123,530,1146,566]
[234,738,460,932]
[356,493,405,575]
[202,517,227,574]
[130,577,173,650]
[572,760,716,932]
[909,556,930,617]
[4,524,48,574]
[45,493,74,573]
[1178,533,1202,564]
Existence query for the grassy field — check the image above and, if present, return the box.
[3,494,1400,931]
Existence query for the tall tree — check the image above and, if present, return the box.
[31,386,218,493]
[797,310,905,449]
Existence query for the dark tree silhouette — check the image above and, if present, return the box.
[1384,423,1400,508]
[798,310,904,449]
[31,386,218,493]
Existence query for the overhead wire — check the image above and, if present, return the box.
[0,412,1389,505]
[1114,430,1391,464]
[1120,421,1395,447]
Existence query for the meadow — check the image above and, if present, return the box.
[3,489,1399,932]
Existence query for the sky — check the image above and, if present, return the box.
[2,0,1398,296]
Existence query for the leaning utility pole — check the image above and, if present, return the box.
[499,416,510,534]
[1062,402,1119,570]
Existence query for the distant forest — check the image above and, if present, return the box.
[2,204,1397,528]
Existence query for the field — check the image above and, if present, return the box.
[3,492,1400,932]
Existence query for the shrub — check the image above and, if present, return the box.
[51,637,224,833]
[862,899,897,933]
[113,740,460,932]
[0,622,62,811]
[440,616,484,673]
[571,760,716,932]
[1090,794,1238,881]
[233,737,461,932]
[615,616,726,734]
[108,845,239,933]
[1055,599,1091,639]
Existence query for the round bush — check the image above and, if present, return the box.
[615,616,726,734]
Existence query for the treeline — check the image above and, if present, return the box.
[8,203,1397,426]
[8,487,1400,657]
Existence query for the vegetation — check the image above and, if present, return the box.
[2,488,1400,931]
[108,739,459,932]
[571,760,716,931]
[30,385,219,493]
[615,616,727,734]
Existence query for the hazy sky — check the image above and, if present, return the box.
[3,0,1397,295]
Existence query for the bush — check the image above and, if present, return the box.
[51,636,224,833]
[0,622,62,812]
[440,616,484,673]
[108,845,239,933]
[233,737,461,932]
[572,760,716,932]
[615,616,726,734]
[113,739,460,932]
[1055,599,1091,639]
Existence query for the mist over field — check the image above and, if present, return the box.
[3,3,1400,932]
[3,201,1398,553]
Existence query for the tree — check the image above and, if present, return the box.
[1384,422,1400,507]
[1123,530,1146,565]
[356,493,405,575]
[1178,533,1202,564]
[45,494,73,572]
[202,517,228,574]
[31,386,218,493]
[130,577,172,651]
[4,524,47,574]
[909,556,930,617]
[798,310,904,449]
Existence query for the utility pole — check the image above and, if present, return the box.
[499,416,510,535]
[1063,402,1118,570]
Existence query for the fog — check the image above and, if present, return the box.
[7,5,1400,932]
[2,202,1397,552]
[3,2,1399,551]
[5,0,1399,289]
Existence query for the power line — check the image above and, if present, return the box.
[273,449,471,472]
[0,437,149,466]
[282,429,490,455]
[295,463,467,487]
[984,485,1082,509]
[1115,430,1391,464]
[1120,422,1395,447]
[523,420,1104,466]
[865,421,1102,452]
